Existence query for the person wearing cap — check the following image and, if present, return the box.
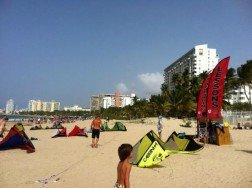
[0,115,9,138]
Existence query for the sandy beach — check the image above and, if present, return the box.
[0,118,252,188]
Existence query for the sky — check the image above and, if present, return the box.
[1,0,252,109]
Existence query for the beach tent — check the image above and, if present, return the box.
[68,125,88,137]
[0,124,35,153]
[102,122,127,131]
[164,132,204,153]
[51,127,67,138]
[130,130,169,167]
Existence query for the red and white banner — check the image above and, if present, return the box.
[196,73,211,120]
[206,56,230,119]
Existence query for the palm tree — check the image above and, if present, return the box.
[223,68,240,110]
[237,60,252,105]
[167,89,195,118]
[149,94,170,116]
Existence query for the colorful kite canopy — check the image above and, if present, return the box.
[0,124,35,153]
[130,130,203,167]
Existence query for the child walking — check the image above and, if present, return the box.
[114,144,133,188]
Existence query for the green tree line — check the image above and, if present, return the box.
[98,60,251,119]
[20,60,251,119]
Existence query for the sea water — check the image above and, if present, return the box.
[5,115,42,122]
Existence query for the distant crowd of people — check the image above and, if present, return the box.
[28,116,81,125]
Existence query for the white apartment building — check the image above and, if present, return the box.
[229,85,252,104]
[28,100,37,112]
[90,93,135,111]
[64,105,90,112]
[42,102,51,112]
[28,100,60,112]
[164,44,219,90]
[36,100,43,111]
[50,100,60,112]
[6,99,14,114]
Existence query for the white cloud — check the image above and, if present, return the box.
[115,83,129,94]
[137,72,164,95]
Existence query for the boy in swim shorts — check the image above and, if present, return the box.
[114,144,133,188]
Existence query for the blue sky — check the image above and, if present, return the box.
[1,0,251,109]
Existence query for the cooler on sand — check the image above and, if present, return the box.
[216,127,230,145]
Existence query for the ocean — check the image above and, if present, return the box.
[4,115,43,122]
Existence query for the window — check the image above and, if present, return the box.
[199,49,203,55]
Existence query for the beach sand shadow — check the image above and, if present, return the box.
[236,149,252,154]
[148,164,166,169]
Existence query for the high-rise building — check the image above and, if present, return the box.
[164,44,219,90]
[90,95,101,111]
[229,85,252,104]
[28,100,60,112]
[36,100,43,111]
[63,105,90,111]
[90,93,135,111]
[6,99,14,114]
[50,100,60,112]
[42,102,51,112]
[28,100,37,112]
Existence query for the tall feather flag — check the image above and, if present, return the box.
[196,73,211,120]
[206,56,230,119]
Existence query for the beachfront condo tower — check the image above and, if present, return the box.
[164,44,219,90]
[6,99,14,114]
[28,100,60,112]
[90,93,135,111]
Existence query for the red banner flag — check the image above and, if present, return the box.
[206,56,230,119]
[196,73,211,120]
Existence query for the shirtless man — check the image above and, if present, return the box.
[0,115,9,138]
[91,115,102,148]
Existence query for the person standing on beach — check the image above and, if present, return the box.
[0,115,9,138]
[198,112,208,144]
[157,115,163,139]
[115,144,133,188]
[91,115,102,148]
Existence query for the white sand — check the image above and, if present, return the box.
[0,118,252,188]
